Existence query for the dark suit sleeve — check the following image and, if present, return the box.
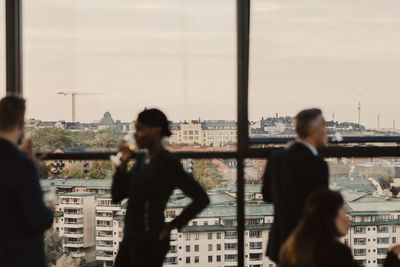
[262,157,274,203]
[17,159,53,233]
[112,166,130,203]
[168,157,209,230]
[384,251,400,267]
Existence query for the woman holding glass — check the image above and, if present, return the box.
[112,109,209,267]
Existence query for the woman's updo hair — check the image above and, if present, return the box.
[137,108,172,138]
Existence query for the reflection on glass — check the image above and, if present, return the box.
[247,156,400,266]
[249,0,400,132]
[40,158,238,266]
[23,0,236,153]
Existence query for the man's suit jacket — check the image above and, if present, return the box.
[262,142,329,263]
[0,138,53,267]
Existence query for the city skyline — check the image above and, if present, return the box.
[27,111,394,131]
[1,0,399,128]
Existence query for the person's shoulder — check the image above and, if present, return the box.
[0,141,33,167]
[331,241,353,258]
[161,149,181,166]
[270,147,289,160]
[317,241,356,267]
[162,149,177,160]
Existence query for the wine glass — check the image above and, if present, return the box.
[110,134,136,166]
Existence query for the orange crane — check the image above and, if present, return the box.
[58,91,104,122]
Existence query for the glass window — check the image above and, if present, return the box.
[23,0,236,153]
[249,0,400,133]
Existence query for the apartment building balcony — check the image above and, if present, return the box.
[70,252,86,258]
[97,224,113,231]
[97,231,113,236]
[96,242,114,252]
[170,233,178,241]
[61,202,84,208]
[97,235,113,241]
[96,255,114,262]
[97,203,120,208]
[64,242,84,248]
[64,222,84,228]
[248,253,263,262]
[96,251,114,261]
[164,256,178,265]
[247,248,263,254]
[64,232,84,238]
[96,246,114,252]
[64,213,84,219]
[96,216,113,221]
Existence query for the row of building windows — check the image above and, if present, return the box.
[354,226,395,234]
[353,237,396,245]
[182,242,262,252]
[183,230,262,241]
[354,248,389,256]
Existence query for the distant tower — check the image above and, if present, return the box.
[394,120,396,130]
[377,114,380,129]
[276,113,278,119]
[332,111,335,122]
[357,101,361,128]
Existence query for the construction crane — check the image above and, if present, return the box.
[58,91,104,122]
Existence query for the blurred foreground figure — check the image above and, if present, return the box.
[262,108,330,263]
[0,95,53,267]
[279,189,400,267]
[112,108,209,267]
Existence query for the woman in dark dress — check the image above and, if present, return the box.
[279,189,400,267]
[112,109,209,267]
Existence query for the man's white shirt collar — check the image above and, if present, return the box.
[299,141,318,156]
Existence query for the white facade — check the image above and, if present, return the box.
[54,192,97,262]
[95,196,126,267]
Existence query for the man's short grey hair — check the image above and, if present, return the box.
[295,108,323,139]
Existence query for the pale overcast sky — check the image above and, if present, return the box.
[1,0,400,128]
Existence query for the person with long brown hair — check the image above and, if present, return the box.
[279,189,400,267]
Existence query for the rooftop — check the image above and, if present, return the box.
[60,191,97,197]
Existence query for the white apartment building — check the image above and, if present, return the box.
[95,195,127,267]
[53,192,97,262]
[167,120,237,146]
[48,179,400,267]
[201,121,237,147]
[343,197,400,267]
[162,193,276,267]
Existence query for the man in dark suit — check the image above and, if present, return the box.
[0,96,53,267]
[262,108,329,263]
